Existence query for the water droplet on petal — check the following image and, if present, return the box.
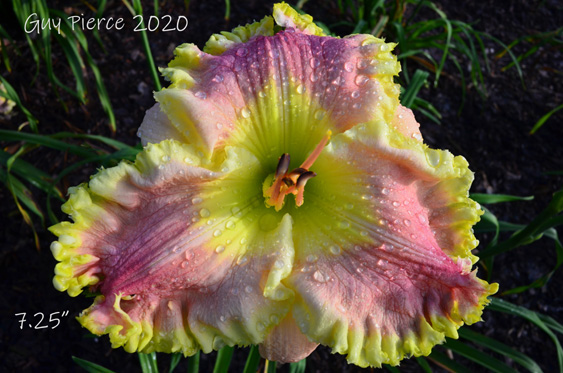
[355,75,369,86]
[351,90,360,98]
[215,245,225,253]
[236,48,248,57]
[313,270,329,283]
[274,259,285,269]
[213,229,222,237]
[381,188,390,195]
[226,221,236,229]
[309,57,320,68]
[392,201,400,207]
[296,84,304,94]
[329,245,341,255]
[418,214,427,224]
[199,209,210,217]
[213,74,224,83]
[306,254,318,263]
[241,108,251,118]
[161,155,170,162]
[194,91,207,99]
[192,197,203,204]
[344,61,354,72]
[314,109,325,120]
[245,285,253,293]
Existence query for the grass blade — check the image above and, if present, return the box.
[72,356,117,373]
[243,346,261,373]
[471,193,534,204]
[444,338,515,372]
[169,353,182,373]
[400,69,429,108]
[288,359,306,373]
[0,76,38,132]
[428,349,471,373]
[489,298,563,371]
[187,352,200,373]
[530,103,563,135]
[213,346,234,373]
[459,328,543,372]
[138,352,158,373]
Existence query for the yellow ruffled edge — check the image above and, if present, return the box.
[309,116,498,367]
[49,140,203,298]
[204,15,275,55]
[272,2,325,36]
[160,43,203,90]
[292,266,498,367]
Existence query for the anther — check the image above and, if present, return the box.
[276,153,291,178]
[296,171,316,189]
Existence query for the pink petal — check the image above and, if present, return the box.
[284,126,497,367]
[50,141,295,354]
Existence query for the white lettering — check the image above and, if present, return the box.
[24,13,39,34]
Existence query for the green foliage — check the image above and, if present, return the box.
[306,0,524,121]
[4,0,116,132]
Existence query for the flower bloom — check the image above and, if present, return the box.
[50,3,497,368]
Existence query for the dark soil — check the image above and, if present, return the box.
[1,0,562,372]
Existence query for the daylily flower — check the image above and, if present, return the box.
[50,3,497,368]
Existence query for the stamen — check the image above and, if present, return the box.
[264,131,331,211]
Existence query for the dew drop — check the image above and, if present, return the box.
[392,201,400,207]
[381,187,390,195]
[241,108,251,118]
[194,91,206,99]
[245,285,253,293]
[314,109,325,120]
[425,149,441,167]
[161,155,170,162]
[213,229,222,237]
[226,220,236,229]
[213,74,224,83]
[192,197,203,204]
[236,48,248,57]
[306,254,318,263]
[355,75,369,86]
[344,61,354,72]
[329,245,341,255]
[351,90,360,99]
[199,208,210,218]
[296,84,304,94]
[215,245,225,253]
[418,214,427,224]
[309,73,318,82]
[380,43,390,52]
[313,270,328,283]
[216,123,223,129]
[360,230,369,237]
[404,219,411,227]
[219,315,226,322]
[338,221,350,229]
[274,259,285,269]
[309,57,320,68]
[258,91,266,98]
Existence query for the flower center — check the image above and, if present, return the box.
[263,131,331,211]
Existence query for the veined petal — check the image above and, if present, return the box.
[139,10,400,164]
[284,122,497,367]
[50,140,295,355]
